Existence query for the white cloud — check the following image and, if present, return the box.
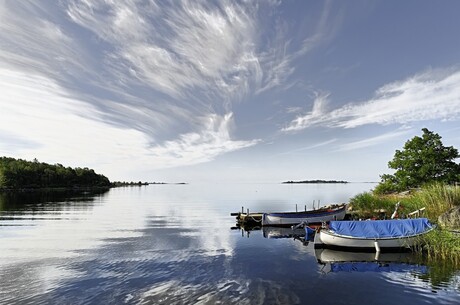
[149,113,259,168]
[283,69,460,131]
[0,68,150,171]
[0,1,343,177]
[282,92,329,132]
[66,0,262,101]
[337,129,412,151]
[0,69,257,179]
[276,139,337,157]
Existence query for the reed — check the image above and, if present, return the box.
[409,183,460,220]
[351,183,460,219]
[418,229,460,267]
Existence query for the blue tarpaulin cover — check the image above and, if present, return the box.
[329,218,432,238]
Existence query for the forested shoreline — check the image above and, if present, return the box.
[0,157,110,190]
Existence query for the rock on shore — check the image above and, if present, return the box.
[438,206,460,230]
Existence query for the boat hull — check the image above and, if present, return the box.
[262,205,347,227]
[314,229,429,252]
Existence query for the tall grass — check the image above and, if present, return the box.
[409,183,460,220]
[350,183,460,220]
[349,192,395,216]
[419,229,460,267]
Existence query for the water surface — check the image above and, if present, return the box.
[1,183,459,304]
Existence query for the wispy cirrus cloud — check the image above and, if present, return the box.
[282,92,330,132]
[0,0,339,174]
[149,113,260,167]
[275,138,337,157]
[337,129,412,151]
[0,69,257,177]
[66,0,262,103]
[0,1,264,169]
[283,68,460,132]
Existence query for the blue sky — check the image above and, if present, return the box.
[1,0,460,183]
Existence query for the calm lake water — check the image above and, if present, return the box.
[1,183,459,305]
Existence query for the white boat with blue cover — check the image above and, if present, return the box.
[314,218,433,252]
[262,203,347,227]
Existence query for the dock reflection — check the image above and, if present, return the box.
[231,224,314,245]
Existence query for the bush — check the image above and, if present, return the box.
[349,192,395,215]
[373,179,402,195]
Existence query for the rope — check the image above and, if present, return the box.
[244,215,262,222]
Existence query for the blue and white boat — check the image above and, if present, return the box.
[262,203,347,227]
[314,218,433,252]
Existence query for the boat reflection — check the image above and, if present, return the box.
[231,224,314,245]
[315,248,428,274]
[262,226,306,239]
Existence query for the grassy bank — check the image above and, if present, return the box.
[350,183,460,266]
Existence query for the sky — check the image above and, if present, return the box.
[1,0,460,183]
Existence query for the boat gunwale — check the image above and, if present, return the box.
[266,204,347,218]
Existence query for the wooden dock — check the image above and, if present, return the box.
[231,210,263,226]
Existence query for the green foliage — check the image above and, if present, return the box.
[376,128,460,193]
[349,192,395,215]
[373,174,403,194]
[0,157,110,189]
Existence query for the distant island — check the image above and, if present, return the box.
[111,181,150,187]
[111,181,188,187]
[282,180,348,184]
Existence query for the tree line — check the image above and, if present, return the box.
[0,157,110,189]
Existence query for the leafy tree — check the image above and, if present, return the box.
[375,128,460,194]
[0,157,111,189]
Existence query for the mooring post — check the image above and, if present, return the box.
[304,205,306,211]
[296,204,298,212]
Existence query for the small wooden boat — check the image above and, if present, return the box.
[314,218,433,252]
[262,203,347,227]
